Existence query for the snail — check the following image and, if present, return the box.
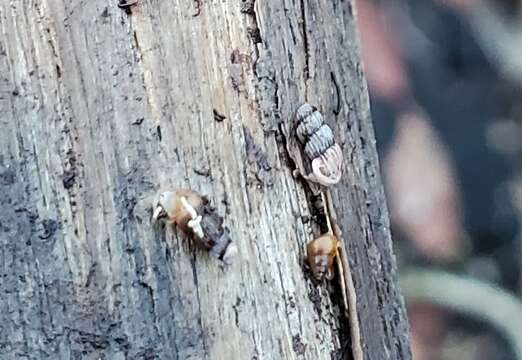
[152,189,237,264]
[282,103,343,192]
[306,233,339,281]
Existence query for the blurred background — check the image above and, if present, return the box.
[355,1,522,359]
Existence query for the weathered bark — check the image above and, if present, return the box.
[0,1,410,359]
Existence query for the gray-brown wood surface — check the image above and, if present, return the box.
[0,0,410,359]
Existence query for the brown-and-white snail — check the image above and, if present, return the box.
[283,103,344,191]
[152,189,237,264]
[295,103,343,186]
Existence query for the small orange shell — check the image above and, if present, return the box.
[306,234,338,281]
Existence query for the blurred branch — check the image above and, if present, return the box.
[463,1,522,84]
[401,268,522,360]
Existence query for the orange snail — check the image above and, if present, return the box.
[306,233,339,281]
[152,189,237,264]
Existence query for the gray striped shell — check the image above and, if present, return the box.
[295,103,343,186]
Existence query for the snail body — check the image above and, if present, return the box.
[152,189,237,264]
[307,233,339,281]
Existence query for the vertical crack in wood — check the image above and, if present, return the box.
[331,72,341,116]
[325,190,363,360]
[247,0,281,133]
[299,0,311,99]
[245,0,261,60]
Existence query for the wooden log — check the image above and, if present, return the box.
[0,0,410,359]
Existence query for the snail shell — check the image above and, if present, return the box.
[296,105,324,143]
[303,125,335,160]
[310,144,343,185]
[294,103,343,186]
[306,233,338,281]
[152,189,237,264]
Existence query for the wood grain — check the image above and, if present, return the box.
[0,0,410,359]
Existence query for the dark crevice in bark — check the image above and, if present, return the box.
[299,0,311,93]
[331,72,341,116]
[192,0,202,17]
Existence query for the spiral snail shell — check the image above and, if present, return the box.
[286,103,343,187]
